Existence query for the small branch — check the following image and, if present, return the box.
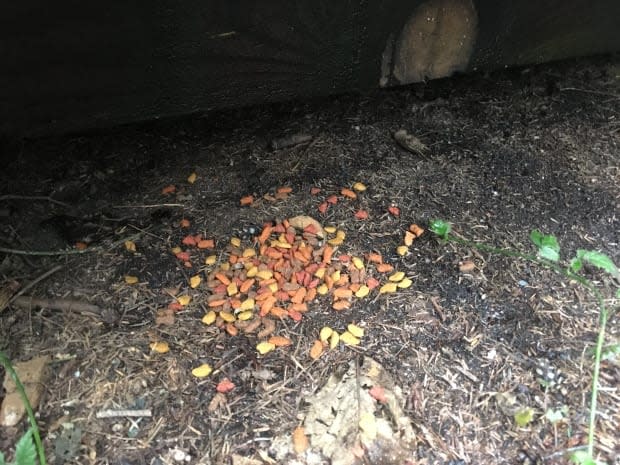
[112,204,184,209]
[96,409,152,418]
[9,265,63,304]
[0,194,72,208]
[11,296,103,316]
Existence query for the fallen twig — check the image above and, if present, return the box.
[9,265,63,304]
[0,194,72,208]
[11,296,103,316]
[96,409,152,419]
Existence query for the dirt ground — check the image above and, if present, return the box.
[1,54,619,465]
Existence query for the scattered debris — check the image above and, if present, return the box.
[1,355,50,426]
[393,129,429,156]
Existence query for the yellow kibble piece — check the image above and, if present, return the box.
[256,341,276,355]
[220,262,231,271]
[355,285,370,298]
[314,267,326,279]
[227,281,238,296]
[267,282,279,293]
[340,331,361,346]
[191,364,213,378]
[319,326,333,342]
[124,275,139,285]
[352,182,367,192]
[324,226,337,234]
[379,282,398,294]
[171,246,182,255]
[242,248,256,258]
[328,237,343,246]
[190,275,202,288]
[247,266,258,277]
[317,283,329,295]
[256,270,273,280]
[220,311,235,322]
[347,323,364,338]
[187,172,197,184]
[240,298,255,311]
[329,331,340,349]
[388,271,405,282]
[205,255,217,265]
[352,256,364,270]
[237,310,253,321]
[272,240,292,249]
[202,311,216,325]
[397,277,413,289]
[331,270,341,282]
[177,295,191,306]
[124,240,136,252]
[396,245,409,256]
[150,341,170,354]
[336,230,346,240]
[230,237,241,248]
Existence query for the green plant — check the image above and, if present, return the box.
[429,220,619,465]
[0,352,46,465]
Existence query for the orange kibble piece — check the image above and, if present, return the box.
[180,218,191,228]
[366,277,380,289]
[333,287,353,299]
[318,202,329,214]
[289,302,308,313]
[240,195,254,206]
[326,195,338,205]
[367,253,383,264]
[270,306,288,318]
[332,300,351,311]
[269,335,292,347]
[309,340,324,360]
[291,287,307,304]
[304,288,317,302]
[161,185,176,195]
[225,323,238,336]
[310,187,321,195]
[215,272,231,285]
[354,209,369,220]
[277,186,293,194]
[410,223,425,237]
[404,230,415,246]
[322,246,334,263]
[207,299,227,307]
[341,188,357,199]
[240,278,255,294]
[376,263,394,273]
[198,239,215,249]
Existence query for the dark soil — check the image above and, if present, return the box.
[1,54,619,465]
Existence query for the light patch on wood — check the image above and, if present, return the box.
[391,0,478,84]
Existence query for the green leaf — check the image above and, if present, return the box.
[569,258,583,274]
[570,450,606,465]
[544,406,568,423]
[514,407,535,427]
[530,230,543,247]
[576,250,619,278]
[601,343,620,362]
[531,230,560,261]
[14,429,36,465]
[429,219,451,238]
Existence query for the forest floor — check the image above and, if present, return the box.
[1,55,619,465]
